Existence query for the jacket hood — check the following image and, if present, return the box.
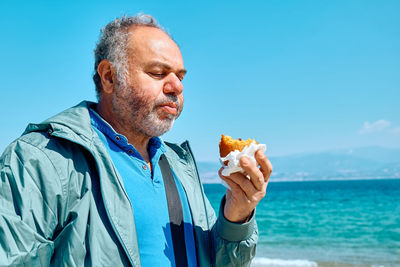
[23,101,96,147]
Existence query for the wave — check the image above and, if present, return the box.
[251,257,318,267]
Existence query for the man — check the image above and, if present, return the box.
[0,14,272,266]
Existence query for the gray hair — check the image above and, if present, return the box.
[93,14,163,100]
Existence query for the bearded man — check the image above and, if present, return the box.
[0,14,272,266]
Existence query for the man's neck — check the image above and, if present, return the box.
[96,102,152,165]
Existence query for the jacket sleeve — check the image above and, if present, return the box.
[208,195,258,267]
[0,139,62,266]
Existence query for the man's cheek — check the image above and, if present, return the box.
[179,96,184,110]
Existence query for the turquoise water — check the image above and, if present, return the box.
[204,179,400,267]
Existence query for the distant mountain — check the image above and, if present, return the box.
[327,146,400,164]
[197,146,400,183]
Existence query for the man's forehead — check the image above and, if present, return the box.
[126,26,184,71]
[127,26,180,56]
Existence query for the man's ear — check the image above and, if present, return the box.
[97,60,116,94]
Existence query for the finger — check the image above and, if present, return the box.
[225,171,259,201]
[239,156,265,191]
[219,168,247,197]
[255,150,273,182]
[222,176,243,195]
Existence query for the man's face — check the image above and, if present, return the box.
[112,26,186,137]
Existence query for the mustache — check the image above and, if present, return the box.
[155,94,181,111]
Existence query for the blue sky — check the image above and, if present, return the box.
[0,0,399,161]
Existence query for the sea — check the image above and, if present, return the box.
[203,179,400,267]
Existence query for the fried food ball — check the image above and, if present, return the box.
[219,134,257,158]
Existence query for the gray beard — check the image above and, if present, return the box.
[137,98,178,137]
[111,81,182,137]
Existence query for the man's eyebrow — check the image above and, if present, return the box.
[147,62,187,75]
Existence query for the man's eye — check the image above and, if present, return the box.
[149,72,165,78]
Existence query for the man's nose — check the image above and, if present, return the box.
[163,73,183,95]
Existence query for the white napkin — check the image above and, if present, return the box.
[219,142,267,189]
